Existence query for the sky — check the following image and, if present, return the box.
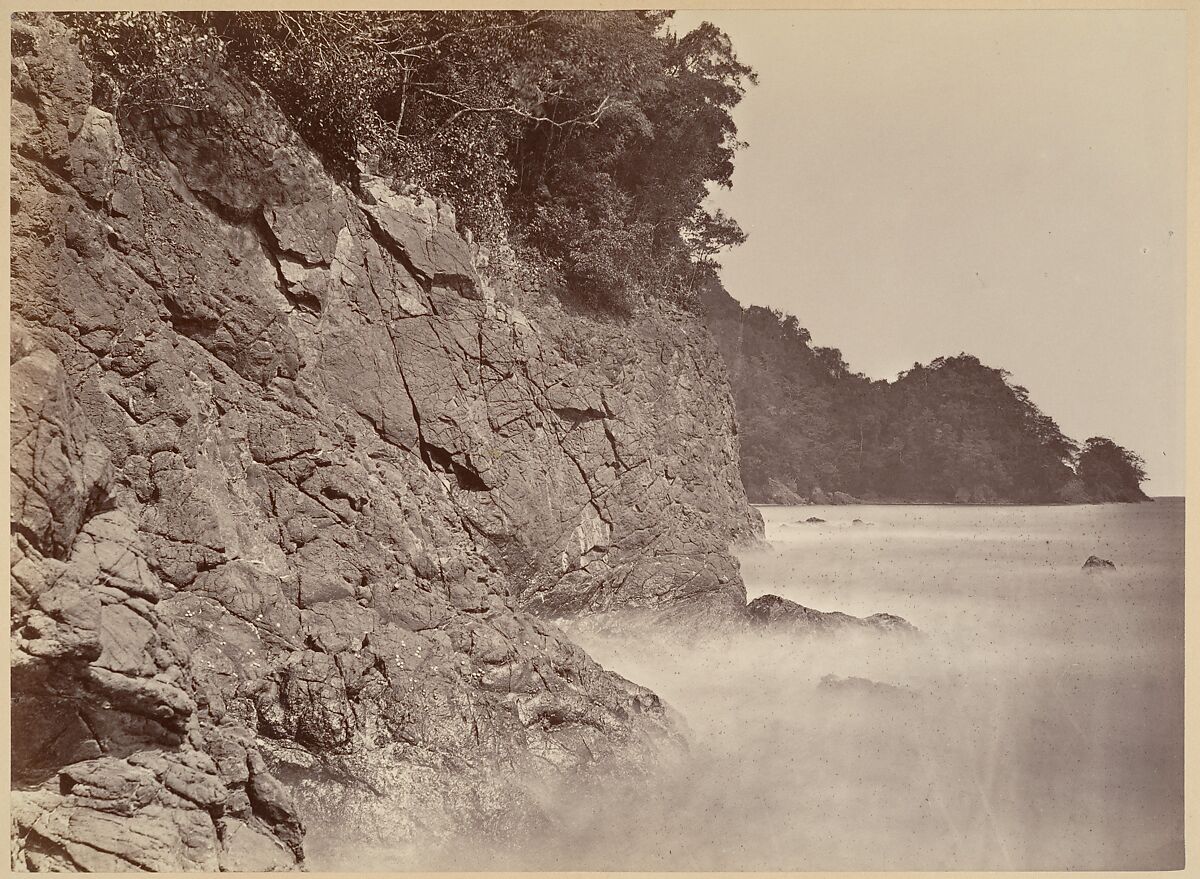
[671,10,1187,495]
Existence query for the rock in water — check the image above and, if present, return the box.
[802,516,827,524]
[1083,555,1117,571]
[746,594,916,634]
[819,675,917,699]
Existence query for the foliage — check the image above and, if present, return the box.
[702,280,1145,504]
[1075,437,1149,502]
[63,12,225,114]
[63,11,755,314]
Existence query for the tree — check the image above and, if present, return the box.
[1076,437,1149,502]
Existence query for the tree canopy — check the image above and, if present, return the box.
[1074,437,1149,502]
[65,11,755,314]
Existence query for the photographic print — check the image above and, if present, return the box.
[8,6,1187,872]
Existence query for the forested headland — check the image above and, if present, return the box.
[702,280,1150,505]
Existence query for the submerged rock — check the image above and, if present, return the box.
[1083,555,1117,571]
[801,516,827,524]
[746,594,916,634]
[819,675,917,698]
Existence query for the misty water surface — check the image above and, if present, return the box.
[310,501,1184,871]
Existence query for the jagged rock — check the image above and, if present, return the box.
[10,322,111,557]
[358,175,482,297]
[11,13,756,866]
[807,488,861,505]
[9,325,304,869]
[1083,555,1116,571]
[746,594,916,634]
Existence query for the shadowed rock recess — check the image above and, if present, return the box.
[10,16,763,869]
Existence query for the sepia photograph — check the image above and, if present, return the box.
[8,4,1189,872]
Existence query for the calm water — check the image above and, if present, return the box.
[311,501,1184,870]
[561,501,1185,871]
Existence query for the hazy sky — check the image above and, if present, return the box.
[672,10,1186,495]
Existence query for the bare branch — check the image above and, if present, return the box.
[426,89,613,131]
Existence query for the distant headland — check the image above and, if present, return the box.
[702,279,1149,506]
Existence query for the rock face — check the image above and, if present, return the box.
[11,322,304,871]
[746,594,916,635]
[10,15,759,866]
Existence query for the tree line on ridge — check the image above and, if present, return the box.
[701,280,1149,504]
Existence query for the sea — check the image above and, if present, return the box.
[311,500,1185,870]
[563,500,1186,871]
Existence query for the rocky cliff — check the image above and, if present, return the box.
[10,15,761,868]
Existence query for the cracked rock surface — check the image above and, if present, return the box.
[11,318,304,871]
[10,15,760,868]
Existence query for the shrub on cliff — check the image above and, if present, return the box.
[63,11,754,315]
[58,12,225,114]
